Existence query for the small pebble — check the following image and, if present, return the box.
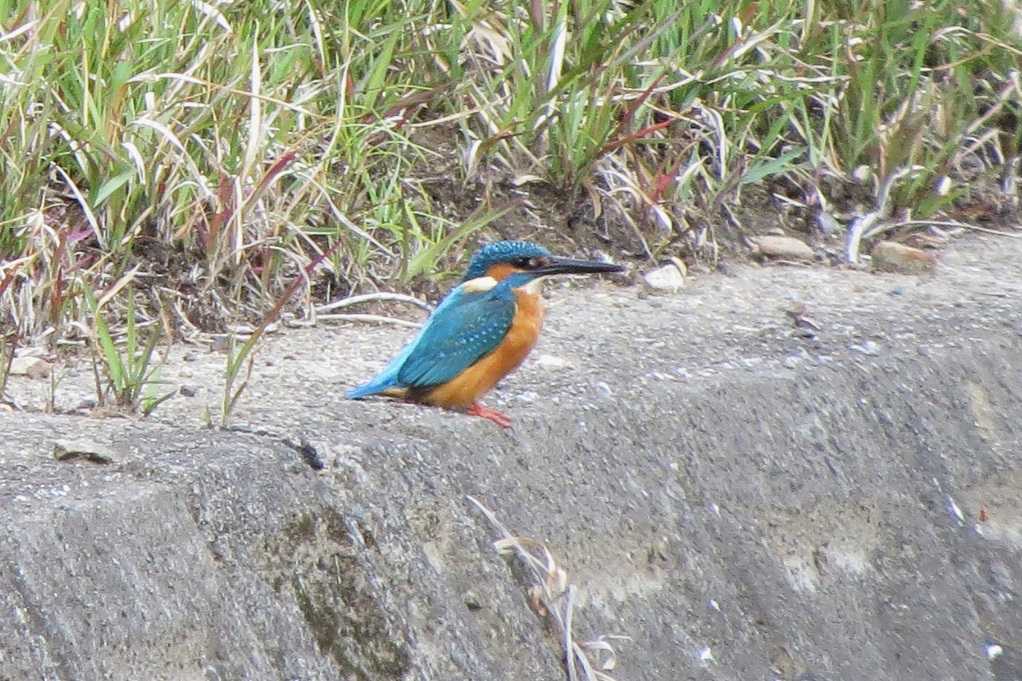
[642,262,686,292]
[53,439,119,465]
[850,340,879,356]
[9,356,51,379]
[464,591,483,611]
[75,398,98,412]
[750,235,814,260]
[871,241,937,274]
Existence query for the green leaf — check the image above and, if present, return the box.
[742,146,807,185]
[84,287,126,392]
[403,206,512,283]
[362,29,399,112]
[95,171,132,217]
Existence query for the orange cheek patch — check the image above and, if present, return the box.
[486,263,517,281]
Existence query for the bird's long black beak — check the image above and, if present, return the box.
[536,256,624,276]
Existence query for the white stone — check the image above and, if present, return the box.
[642,263,685,291]
[9,356,51,379]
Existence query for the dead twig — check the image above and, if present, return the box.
[468,496,628,681]
[845,166,911,265]
[889,220,1022,239]
[316,291,433,314]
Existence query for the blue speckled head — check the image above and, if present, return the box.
[461,241,552,282]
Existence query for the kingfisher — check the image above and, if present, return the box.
[347,240,623,427]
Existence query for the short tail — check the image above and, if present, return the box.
[348,341,417,399]
[347,378,392,399]
[346,366,404,399]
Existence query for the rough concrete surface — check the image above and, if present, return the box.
[2,235,1021,681]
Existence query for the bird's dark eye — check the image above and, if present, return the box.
[510,255,549,269]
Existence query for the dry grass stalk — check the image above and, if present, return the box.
[468,496,627,681]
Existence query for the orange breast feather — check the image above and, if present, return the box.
[423,290,544,409]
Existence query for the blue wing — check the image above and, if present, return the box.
[398,283,514,388]
[346,282,515,398]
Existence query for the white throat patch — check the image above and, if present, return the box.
[520,277,545,295]
[462,276,498,293]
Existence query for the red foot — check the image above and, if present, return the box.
[467,402,512,429]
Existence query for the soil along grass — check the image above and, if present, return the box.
[2,0,1021,345]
